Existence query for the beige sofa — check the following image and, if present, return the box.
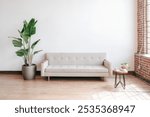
[41,53,112,80]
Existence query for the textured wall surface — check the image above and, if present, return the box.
[135,0,150,81]
[135,54,150,81]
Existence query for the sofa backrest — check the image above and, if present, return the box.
[46,53,106,65]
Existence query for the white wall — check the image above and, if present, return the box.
[0,0,136,71]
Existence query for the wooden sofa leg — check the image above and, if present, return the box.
[48,76,50,81]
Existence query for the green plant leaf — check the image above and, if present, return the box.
[16,49,29,57]
[23,36,29,43]
[33,50,42,55]
[23,27,30,37]
[12,18,40,65]
[29,18,37,27]
[10,36,23,44]
[16,49,26,57]
[31,39,40,49]
[28,18,37,36]
[18,30,29,43]
[21,20,28,33]
[18,30,22,38]
[30,27,36,35]
[24,20,28,28]
[10,37,22,40]
[16,51,24,57]
[12,39,22,47]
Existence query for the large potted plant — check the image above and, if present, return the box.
[11,18,42,80]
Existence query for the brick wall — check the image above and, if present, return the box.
[137,0,147,54]
[135,54,150,81]
[135,0,150,82]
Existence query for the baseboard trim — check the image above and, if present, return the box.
[135,73,150,84]
[128,71,135,75]
[0,71,41,75]
[0,71,22,74]
[0,71,134,75]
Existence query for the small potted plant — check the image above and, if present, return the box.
[120,63,129,73]
[11,18,42,80]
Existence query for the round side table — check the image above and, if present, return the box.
[113,69,128,89]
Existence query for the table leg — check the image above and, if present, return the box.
[119,75,121,82]
[114,73,117,88]
[123,75,126,88]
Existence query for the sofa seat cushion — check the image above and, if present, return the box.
[45,65,108,73]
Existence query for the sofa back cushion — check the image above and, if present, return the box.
[46,53,106,65]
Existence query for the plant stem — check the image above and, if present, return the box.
[22,38,27,65]
[28,37,32,66]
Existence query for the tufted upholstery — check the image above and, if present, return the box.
[41,53,112,79]
[46,53,106,65]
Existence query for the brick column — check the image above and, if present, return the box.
[137,0,147,54]
[135,0,150,82]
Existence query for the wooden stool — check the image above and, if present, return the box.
[113,69,128,89]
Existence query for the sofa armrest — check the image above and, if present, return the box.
[41,60,48,76]
[103,59,112,76]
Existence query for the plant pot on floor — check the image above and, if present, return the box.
[22,64,37,80]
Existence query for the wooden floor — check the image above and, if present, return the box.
[0,74,150,100]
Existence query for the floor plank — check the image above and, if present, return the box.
[0,74,150,100]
